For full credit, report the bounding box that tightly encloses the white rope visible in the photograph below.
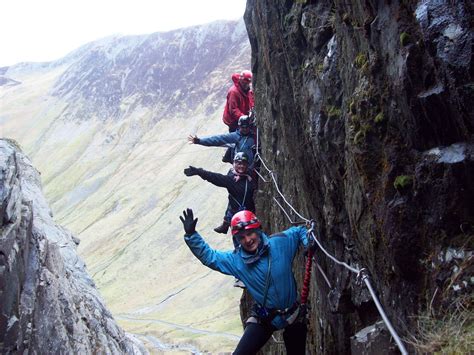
[269,171,310,223]
[254,168,269,183]
[360,271,409,355]
[314,260,332,289]
[273,197,295,224]
[255,152,272,174]
[254,152,309,222]
[310,231,360,274]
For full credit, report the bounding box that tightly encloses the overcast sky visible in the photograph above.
[0,0,247,67]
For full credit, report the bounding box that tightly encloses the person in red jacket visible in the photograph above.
[223,70,254,132]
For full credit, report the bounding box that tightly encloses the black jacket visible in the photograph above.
[195,168,256,213]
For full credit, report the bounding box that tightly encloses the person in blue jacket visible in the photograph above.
[180,209,309,354]
[188,115,256,170]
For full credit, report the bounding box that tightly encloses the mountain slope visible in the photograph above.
[1,20,251,352]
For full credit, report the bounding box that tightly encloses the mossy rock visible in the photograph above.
[316,63,324,74]
[353,130,366,144]
[400,32,411,47]
[328,105,342,119]
[349,100,357,114]
[393,175,413,190]
[374,112,384,123]
[355,53,368,69]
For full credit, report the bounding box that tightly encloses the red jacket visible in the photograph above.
[222,73,254,131]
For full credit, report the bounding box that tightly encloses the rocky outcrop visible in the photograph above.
[0,139,145,354]
[244,0,473,353]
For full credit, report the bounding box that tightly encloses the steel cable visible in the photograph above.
[254,142,408,354]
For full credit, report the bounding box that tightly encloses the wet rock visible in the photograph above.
[244,0,472,353]
[351,321,398,355]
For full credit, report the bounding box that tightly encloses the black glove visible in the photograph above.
[184,166,199,176]
[180,208,198,235]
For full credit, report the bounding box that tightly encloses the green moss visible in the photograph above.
[400,32,411,46]
[355,53,367,69]
[349,100,357,114]
[374,112,385,123]
[316,63,324,74]
[353,130,365,144]
[393,175,413,190]
[353,123,371,144]
[350,114,360,124]
[328,105,342,119]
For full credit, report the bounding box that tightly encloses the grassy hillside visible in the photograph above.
[0,23,250,352]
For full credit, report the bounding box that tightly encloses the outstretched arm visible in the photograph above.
[197,132,240,147]
[180,209,236,275]
[183,167,230,188]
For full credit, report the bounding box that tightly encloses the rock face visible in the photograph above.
[244,1,472,353]
[0,139,144,354]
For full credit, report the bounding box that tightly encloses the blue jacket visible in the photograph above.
[197,130,255,168]
[184,226,308,328]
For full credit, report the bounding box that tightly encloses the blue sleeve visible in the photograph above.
[198,132,239,147]
[184,232,237,276]
[283,226,308,256]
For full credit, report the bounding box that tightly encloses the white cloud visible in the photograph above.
[0,0,247,66]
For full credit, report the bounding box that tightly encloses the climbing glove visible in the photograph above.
[184,166,199,176]
[180,208,198,235]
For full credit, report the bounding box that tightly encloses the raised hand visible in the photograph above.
[180,208,198,235]
[187,134,199,144]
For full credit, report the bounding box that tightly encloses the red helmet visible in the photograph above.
[231,210,261,236]
[240,70,252,82]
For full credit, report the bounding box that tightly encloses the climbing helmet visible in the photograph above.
[231,210,261,236]
[233,152,249,163]
[240,70,252,82]
[238,115,252,128]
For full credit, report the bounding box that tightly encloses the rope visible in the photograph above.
[310,231,360,274]
[273,197,295,224]
[359,270,409,355]
[314,260,332,289]
[254,141,408,354]
[301,249,314,305]
[254,168,269,183]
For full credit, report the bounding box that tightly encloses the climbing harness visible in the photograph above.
[253,127,409,355]
[229,179,248,212]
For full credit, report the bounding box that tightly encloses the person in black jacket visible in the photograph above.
[183,152,256,237]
